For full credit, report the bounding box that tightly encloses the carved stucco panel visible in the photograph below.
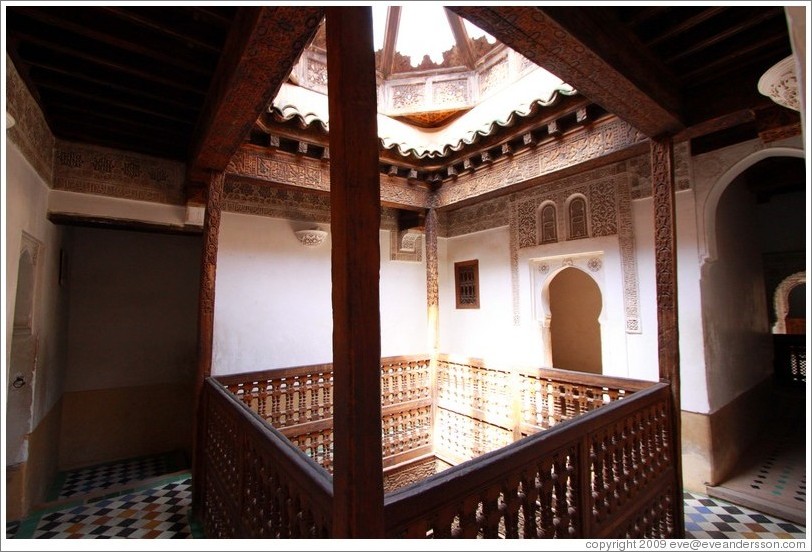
[52,141,186,205]
[6,54,55,184]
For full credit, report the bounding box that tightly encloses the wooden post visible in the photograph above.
[650,137,685,537]
[326,7,385,538]
[192,171,224,516]
[425,207,441,451]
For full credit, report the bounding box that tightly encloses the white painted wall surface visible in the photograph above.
[5,143,69,456]
[212,212,428,376]
[64,227,201,391]
[439,227,520,365]
[700,179,773,412]
[632,191,708,413]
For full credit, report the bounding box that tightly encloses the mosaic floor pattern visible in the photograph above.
[49,450,186,500]
[11,474,196,539]
[5,453,806,540]
[684,491,806,539]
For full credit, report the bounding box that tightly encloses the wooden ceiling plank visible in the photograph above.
[101,7,223,54]
[11,8,217,76]
[680,35,789,83]
[51,115,187,144]
[50,103,192,136]
[37,82,194,125]
[14,32,206,94]
[27,62,203,112]
[646,7,727,47]
[663,9,781,64]
[450,6,684,137]
[188,7,324,175]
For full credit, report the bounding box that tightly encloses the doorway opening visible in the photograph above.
[548,267,603,374]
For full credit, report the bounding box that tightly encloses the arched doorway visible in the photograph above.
[548,267,602,374]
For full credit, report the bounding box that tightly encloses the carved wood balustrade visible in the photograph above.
[199,354,682,538]
[198,378,332,537]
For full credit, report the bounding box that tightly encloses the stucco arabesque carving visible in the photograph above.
[6,54,55,184]
[53,141,186,205]
[436,117,646,208]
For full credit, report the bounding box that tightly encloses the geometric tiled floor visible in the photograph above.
[684,491,806,539]
[48,450,186,501]
[10,474,198,539]
[5,453,806,539]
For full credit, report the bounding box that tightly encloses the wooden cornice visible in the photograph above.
[188,7,323,180]
[449,6,685,138]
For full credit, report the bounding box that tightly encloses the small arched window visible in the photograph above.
[540,204,557,244]
[568,196,588,239]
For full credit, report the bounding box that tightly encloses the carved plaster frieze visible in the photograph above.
[6,55,55,184]
[389,229,423,262]
[227,147,430,209]
[222,179,331,223]
[436,117,646,208]
[52,141,186,205]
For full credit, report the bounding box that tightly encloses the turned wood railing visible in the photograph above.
[198,379,332,537]
[199,355,682,538]
[385,382,677,538]
[217,356,433,473]
[433,354,649,465]
[774,334,806,384]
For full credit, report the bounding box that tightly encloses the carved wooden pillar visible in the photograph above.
[192,170,224,514]
[425,206,441,451]
[650,137,685,538]
[326,6,385,538]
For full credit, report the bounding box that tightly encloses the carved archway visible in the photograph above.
[702,147,804,264]
[773,271,806,334]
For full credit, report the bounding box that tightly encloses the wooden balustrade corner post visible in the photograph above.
[510,368,523,442]
[192,171,224,519]
[326,6,385,538]
[577,434,592,537]
[651,136,685,538]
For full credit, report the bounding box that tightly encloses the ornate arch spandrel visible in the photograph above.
[773,271,806,334]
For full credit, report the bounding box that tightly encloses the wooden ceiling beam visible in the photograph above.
[14,32,206,94]
[645,7,727,47]
[27,62,202,112]
[11,8,217,75]
[663,9,781,65]
[188,7,323,177]
[101,7,223,54]
[379,6,402,78]
[37,82,193,124]
[445,11,477,70]
[450,6,685,137]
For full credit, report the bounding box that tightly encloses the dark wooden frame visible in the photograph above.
[454,259,480,309]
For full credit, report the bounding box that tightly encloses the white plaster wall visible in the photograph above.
[439,227,521,365]
[700,179,773,412]
[5,142,69,449]
[212,212,427,376]
[632,191,708,413]
[64,227,201,391]
[692,140,806,412]
[48,189,191,229]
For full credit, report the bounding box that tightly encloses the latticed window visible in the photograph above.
[454,260,480,309]
[568,197,588,239]
[540,203,557,244]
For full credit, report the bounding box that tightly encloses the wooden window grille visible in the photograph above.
[455,260,480,309]
[540,204,557,244]
[569,197,588,239]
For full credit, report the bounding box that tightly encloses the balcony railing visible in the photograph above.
[197,354,682,538]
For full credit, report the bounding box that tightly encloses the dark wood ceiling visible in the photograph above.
[6,6,800,186]
[6,6,238,160]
